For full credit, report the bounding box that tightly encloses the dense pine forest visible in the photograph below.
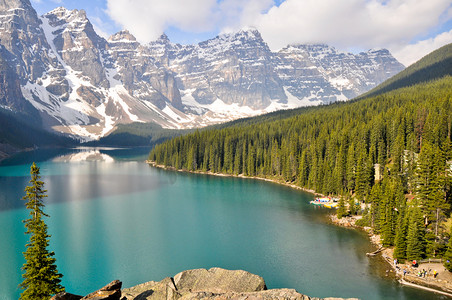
[149,49,452,264]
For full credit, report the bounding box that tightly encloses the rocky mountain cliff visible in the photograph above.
[0,0,404,141]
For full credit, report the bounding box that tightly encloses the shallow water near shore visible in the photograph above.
[0,148,448,299]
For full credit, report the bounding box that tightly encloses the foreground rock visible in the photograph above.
[51,280,122,300]
[120,268,358,300]
[51,268,357,300]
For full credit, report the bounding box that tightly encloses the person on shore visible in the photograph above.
[433,270,438,278]
[403,269,407,277]
[394,259,397,266]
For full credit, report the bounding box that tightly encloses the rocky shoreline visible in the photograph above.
[51,268,358,300]
[329,214,452,298]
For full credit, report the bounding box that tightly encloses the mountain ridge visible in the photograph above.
[359,42,452,99]
[0,0,404,142]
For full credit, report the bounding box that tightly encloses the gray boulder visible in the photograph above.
[173,267,266,293]
[82,280,122,300]
[50,293,83,300]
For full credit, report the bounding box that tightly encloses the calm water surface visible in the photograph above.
[0,148,447,299]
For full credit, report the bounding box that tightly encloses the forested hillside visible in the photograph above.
[0,109,75,159]
[149,76,452,262]
[360,43,452,99]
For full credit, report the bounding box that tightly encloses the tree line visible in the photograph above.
[149,76,452,263]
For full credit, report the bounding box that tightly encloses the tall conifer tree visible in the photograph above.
[406,205,425,261]
[19,163,64,299]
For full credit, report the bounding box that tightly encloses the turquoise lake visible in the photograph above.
[0,148,447,299]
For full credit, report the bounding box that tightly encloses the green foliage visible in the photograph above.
[19,163,64,299]
[360,43,452,99]
[0,109,75,151]
[444,227,452,271]
[150,76,452,261]
[393,203,408,261]
[337,195,347,219]
[406,204,426,261]
[355,208,371,227]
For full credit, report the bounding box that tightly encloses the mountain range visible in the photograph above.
[0,0,404,142]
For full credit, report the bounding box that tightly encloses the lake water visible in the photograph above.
[0,148,447,300]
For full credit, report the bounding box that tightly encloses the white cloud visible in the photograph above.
[106,0,218,43]
[106,0,276,43]
[391,29,452,66]
[218,0,273,33]
[251,0,452,51]
[105,0,451,65]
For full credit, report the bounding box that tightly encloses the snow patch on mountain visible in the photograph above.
[0,1,405,140]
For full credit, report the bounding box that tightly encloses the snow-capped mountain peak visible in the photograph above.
[0,0,405,141]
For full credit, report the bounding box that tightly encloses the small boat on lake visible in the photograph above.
[310,197,338,208]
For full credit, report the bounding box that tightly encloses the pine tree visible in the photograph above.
[393,203,408,261]
[348,196,357,215]
[337,194,347,219]
[369,182,382,230]
[406,205,425,262]
[19,163,64,299]
[444,226,452,272]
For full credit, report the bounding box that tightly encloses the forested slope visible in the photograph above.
[360,43,452,99]
[0,109,75,159]
[149,76,452,262]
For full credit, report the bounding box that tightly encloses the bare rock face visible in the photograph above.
[149,29,287,110]
[107,30,183,111]
[0,47,34,113]
[43,7,109,88]
[274,44,405,103]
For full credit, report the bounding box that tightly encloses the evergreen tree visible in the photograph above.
[337,194,347,219]
[348,196,357,215]
[406,205,425,261]
[369,182,382,230]
[19,163,64,299]
[393,203,408,261]
[444,227,452,272]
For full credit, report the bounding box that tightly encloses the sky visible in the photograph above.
[30,0,452,66]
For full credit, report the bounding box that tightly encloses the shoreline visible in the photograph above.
[146,160,326,197]
[147,160,452,298]
[329,215,452,298]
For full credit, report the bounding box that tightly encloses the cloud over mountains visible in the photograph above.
[106,0,452,66]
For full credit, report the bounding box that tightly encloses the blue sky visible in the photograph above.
[31,0,452,66]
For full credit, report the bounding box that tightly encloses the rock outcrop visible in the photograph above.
[50,268,359,300]
[51,279,122,300]
[120,268,358,300]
